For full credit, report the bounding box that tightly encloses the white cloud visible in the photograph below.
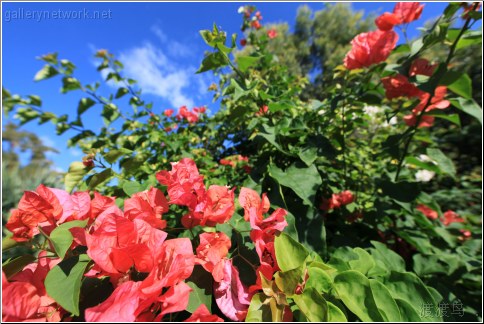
[118,42,195,108]
[40,135,58,158]
[69,148,83,157]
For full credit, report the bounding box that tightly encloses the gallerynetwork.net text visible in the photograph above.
[4,8,113,22]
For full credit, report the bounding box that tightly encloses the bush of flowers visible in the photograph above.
[2,2,482,322]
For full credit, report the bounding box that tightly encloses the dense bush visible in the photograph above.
[2,2,482,322]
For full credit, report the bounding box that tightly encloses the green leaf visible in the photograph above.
[348,248,375,276]
[77,98,96,115]
[65,162,89,193]
[292,287,328,322]
[236,55,261,72]
[379,179,421,202]
[440,71,472,99]
[369,241,406,272]
[45,254,91,316]
[115,87,129,99]
[88,168,114,189]
[2,255,36,278]
[426,111,461,127]
[50,220,88,259]
[274,267,302,297]
[426,148,456,178]
[333,270,384,321]
[394,298,422,321]
[382,271,442,322]
[186,266,212,313]
[2,237,19,251]
[450,98,482,124]
[122,181,143,196]
[34,64,59,81]
[327,301,347,322]
[306,266,333,293]
[103,148,132,164]
[246,293,272,321]
[274,232,309,272]
[196,52,227,73]
[269,163,322,206]
[101,104,120,126]
[369,279,402,322]
[61,77,81,93]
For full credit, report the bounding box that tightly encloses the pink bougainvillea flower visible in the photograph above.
[178,106,200,123]
[381,74,422,99]
[2,280,41,322]
[86,214,166,275]
[196,232,231,282]
[393,2,424,24]
[156,158,205,208]
[124,187,169,229]
[85,281,144,322]
[214,260,252,321]
[442,210,465,226]
[338,190,355,206]
[409,58,437,77]
[5,210,37,242]
[157,281,192,316]
[267,29,277,39]
[164,109,174,117]
[319,191,355,211]
[90,192,116,219]
[251,20,262,30]
[239,187,270,223]
[140,238,195,297]
[344,30,398,70]
[220,158,236,168]
[416,204,438,220]
[200,185,236,226]
[375,12,402,31]
[184,304,224,322]
[414,86,450,113]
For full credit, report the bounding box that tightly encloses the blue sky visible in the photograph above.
[2,1,453,172]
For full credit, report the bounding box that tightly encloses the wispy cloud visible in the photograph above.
[69,148,83,157]
[40,135,58,158]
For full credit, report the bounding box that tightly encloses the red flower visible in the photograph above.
[85,281,143,322]
[344,30,398,70]
[409,58,437,77]
[178,106,199,123]
[251,20,262,30]
[393,2,424,24]
[214,260,251,321]
[256,105,269,116]
[416,204,438,220]
[462,2,482,19]
[156,158,205,208]
[375,12,402,31]
[195,232,231,282]
[442,210,465,226]
[184,304,224,322]
[2,280,42,321]
[239,187,270,223]
[164,109,174,117]
[267,29,277,39]
[319,191,354,211]
[381,74,422,99]
[403,114,435,128]
[240,39,247,46]
[140,238,195,297]
[157,282,192,317]
[124,187,169,229]
[220,158,236,168]
[90,191,116,219]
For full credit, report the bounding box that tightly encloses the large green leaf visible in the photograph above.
[88,168,114,189]
[306,266,333,293]
[440,71,472,99]
[450,98,482,124]
[333,270,384,321]
[196,52,227,73]
[327,301,347,322]
[369,279,402,322]
[185,266,212,313]
[34,64,59,81]
[274,232,309,272]
[382,271,442,322]
[426,148,456,178]
[236,55,261,72]
[2,255,36,278]
[348,248,375,276]
[292,287,328,322]
[45,254,91,316]
[65,162,89,193]
[269,163,322,206]
[369,241,406,272]
[50,220,88,259]
[103,148,133,164]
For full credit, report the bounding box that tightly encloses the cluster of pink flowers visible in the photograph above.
[319,190,355,211]
[175,106,206,124]
[344,2,424,70]
[382,58,450,128]
[219,155,251,173]
[2,158,291,322]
